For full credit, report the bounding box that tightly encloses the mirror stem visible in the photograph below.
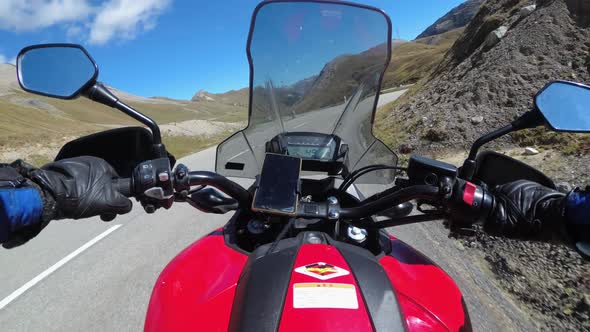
[83,83,166,158]
[460,124,514,180]
[467,124,514,161]
[460,110,545,180]
[511,110,545,131]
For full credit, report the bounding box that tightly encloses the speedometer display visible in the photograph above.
[284,133,338,161]
[287,146,332,159]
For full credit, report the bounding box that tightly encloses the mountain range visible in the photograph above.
[416,0,485,39]
[0,0,483,163]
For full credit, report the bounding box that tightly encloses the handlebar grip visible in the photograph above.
[448,179,494,223]
[113,178,133,197]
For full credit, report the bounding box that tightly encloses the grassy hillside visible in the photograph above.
[382,28,464,90]
[0,64,247,163]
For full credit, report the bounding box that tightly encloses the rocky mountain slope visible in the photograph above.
[383,28,465,89]
[377,1,590,330]
[188,0,484,102]
[378,0,590,156]
[383,0,487,90]
[191,88,249,107]
[416,0,486,38]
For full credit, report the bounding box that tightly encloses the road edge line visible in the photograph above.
[0,224,122,310]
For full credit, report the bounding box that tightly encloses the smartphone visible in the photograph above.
[252,153,302,216]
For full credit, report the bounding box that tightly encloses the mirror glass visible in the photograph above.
[18,45,97,98]
[535,81,590,132]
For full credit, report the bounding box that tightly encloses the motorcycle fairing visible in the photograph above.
[144,229,248,332]
[380,235,472,332]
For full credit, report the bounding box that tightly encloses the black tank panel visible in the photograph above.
[229,232,407,332]
[331,239,407,332]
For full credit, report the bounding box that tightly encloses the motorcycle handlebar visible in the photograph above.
[185,171,251,207]
[111,169,252,208]
[447,178,495,224]
[339,185,440,219]
[340,178,495,224]
[112,178,133,198]
[111,162,492,224]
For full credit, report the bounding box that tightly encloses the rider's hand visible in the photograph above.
[564,187,590,258]
[0,164,48,248]
[485,180,566,238]
[13,156,132,221]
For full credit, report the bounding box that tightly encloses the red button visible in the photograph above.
[463,182,477,206]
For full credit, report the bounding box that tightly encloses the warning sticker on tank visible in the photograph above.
[293,283,358,309]
[294,262,350,280]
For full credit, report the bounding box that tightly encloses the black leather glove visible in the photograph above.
[0,164,51,248]
[13,156,132,221]
[485,180,566,238]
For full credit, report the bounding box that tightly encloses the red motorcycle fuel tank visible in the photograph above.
[144,229,247,332]
[145,231,471,331]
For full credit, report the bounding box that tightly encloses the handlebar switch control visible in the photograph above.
[173,164,190,194]
[408,156,457,186]
[297,201,330,219]
[132,158,174,212]
[449,179,494,224]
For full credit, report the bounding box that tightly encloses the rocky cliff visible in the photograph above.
[379,0,590,154]
[416,0,486,38]
[377,1,590,330]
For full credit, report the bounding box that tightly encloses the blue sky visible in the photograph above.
[0,0,464,100]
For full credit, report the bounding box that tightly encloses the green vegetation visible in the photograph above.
[374,82,426,150]
[162,131,234,159]
[374,29,465,153]
[382,28,463,90]
[511,128,590,156]
[0,87,246,146]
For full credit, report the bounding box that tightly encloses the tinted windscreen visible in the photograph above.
[216,1,397,184]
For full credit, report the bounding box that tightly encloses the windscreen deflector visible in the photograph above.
[216,1,397,184]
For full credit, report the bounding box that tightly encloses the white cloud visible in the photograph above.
[89,0,171,45]
[0,0,171,45]
[0,54,16,65]
[0,54,15,65]
[0,0,93,31]
[66,24,83,39]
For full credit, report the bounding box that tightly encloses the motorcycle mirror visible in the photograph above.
[535,80,590,133]
[17,44,97,99]
[16,43,167,158]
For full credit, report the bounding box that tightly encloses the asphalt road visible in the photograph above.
[0,91,535,331]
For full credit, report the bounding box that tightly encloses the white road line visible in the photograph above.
[0,224,122,310]
[228,150,249,161]
[293,121,308,129]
